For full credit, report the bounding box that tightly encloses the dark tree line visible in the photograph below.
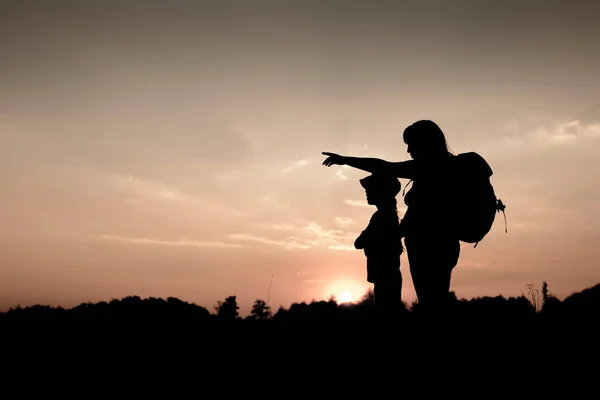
[1,281,598,327]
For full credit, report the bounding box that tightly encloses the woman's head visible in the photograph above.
[359,174,401,207]
[403,120,452,160]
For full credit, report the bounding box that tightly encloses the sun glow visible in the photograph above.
[323,277,369,304]
[324,279,369,304]
[340,291,353,303]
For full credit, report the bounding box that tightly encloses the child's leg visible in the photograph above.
[374,270,403,319]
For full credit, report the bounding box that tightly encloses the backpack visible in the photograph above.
[400,152,507,247]
[452,152,506,247]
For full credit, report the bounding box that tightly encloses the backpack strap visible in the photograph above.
[402,179,413,197]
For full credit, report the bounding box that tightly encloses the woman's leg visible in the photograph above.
[405,237,460,315]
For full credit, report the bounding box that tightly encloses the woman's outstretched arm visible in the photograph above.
[322,152,416,179]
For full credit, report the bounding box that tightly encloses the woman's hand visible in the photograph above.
[322,152,346,167]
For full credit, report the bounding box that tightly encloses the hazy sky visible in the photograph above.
[1,0,599,315]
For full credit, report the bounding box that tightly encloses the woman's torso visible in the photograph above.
[401,156,458,240]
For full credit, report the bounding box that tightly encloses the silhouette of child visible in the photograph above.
[354,173,404,317]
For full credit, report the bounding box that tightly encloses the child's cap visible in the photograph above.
[359,173,401,196]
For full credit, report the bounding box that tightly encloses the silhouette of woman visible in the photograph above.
[323,120,460,316]
[354,173,404,319]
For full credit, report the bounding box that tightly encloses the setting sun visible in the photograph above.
[323,276,369,303]
[340,291,353,303]
[324,280,368,305]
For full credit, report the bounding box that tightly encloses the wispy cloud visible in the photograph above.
[342,199,406,214]
[230,221,358,251]
[271,223,297,231]
[106,174,199,203]
[327,244,356,251]
[504,119,600,147]
[343,199,370,207]
[300,221,356,246]
[335,169,347,180]
[228,233,310,249]
[105,173,250,220]
[334,216,354,227]
[281,159,311,173]
[99,234,243,248]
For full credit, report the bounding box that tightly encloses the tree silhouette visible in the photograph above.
[215,296,239,319]
[359,288,375,306]
[249,299,272,320]
[540,282,561,315]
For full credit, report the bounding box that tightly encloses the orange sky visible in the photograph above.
[1,1,600,315]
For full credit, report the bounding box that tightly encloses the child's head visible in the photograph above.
[359,173,401,206]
